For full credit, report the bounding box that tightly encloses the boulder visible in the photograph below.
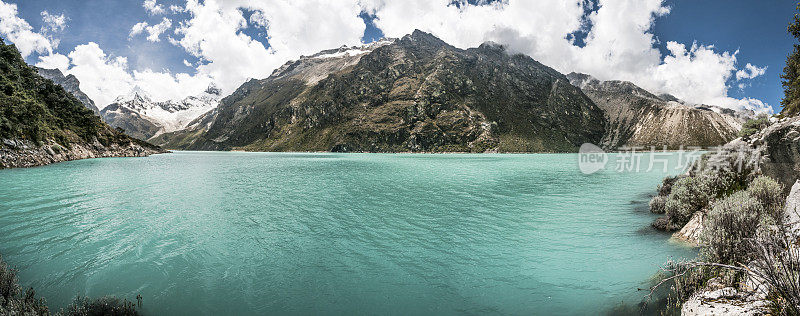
[682,287,769,316]
[673,211,705,245]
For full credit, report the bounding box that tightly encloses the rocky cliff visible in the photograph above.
[36,67,100,115]
[567,72,745,150]
[154,31,605,153]
[0,38,164,169]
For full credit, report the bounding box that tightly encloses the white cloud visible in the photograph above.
[6,0,773,114]
[0,0,54,57]
[60,42,213,107]
[183,59,192,67]
[130,22,148,37]
[172,0,365,95]
[35,52,69,72]
[129,18,172,42]
[363,0,770,111]
[736,63,767,81]
[143,0,165,15]
[145,18,171,42]
[40,11,67,32]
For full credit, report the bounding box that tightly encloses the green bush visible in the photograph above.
[746,176,785,223]
[649,195,668,214]
[701,191,764,264]
[0,255,49,315]
[737,114,770,138]
[663,174,720,229]
[60,296,139,316]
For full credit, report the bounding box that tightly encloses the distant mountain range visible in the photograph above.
[100,85,221,141]
[30,31,751,154]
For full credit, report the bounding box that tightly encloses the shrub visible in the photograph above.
[649,195,668,214]
[746,176,785,222]
[738,114,770,138]
[60,296,139,316]
[0,255,48,315]
[663,175,717,229]
[658,176,681,197]
[0,255,20,303]
[701,191,764,264]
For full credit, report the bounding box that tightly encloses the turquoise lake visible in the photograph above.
[0,151,696,315]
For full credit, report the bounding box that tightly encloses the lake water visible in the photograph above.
[0,151,696,315]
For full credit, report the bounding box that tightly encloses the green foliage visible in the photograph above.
[701,191,764,264]
[746,175,785,223]
[0,37,113,146]
[782,3,800,116]
[661,172,736,230]
[0,255,49,316]
[737,114,770,138]
[60,296,139,316]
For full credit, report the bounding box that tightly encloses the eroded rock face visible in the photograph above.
[566,72,744,150]
[757,119,800,193]
[36,67,100,115]
[155,31,605,153]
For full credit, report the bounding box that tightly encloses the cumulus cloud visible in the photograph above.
[40,11,67,32]
[736,63,768,81]
[60,42,213,107]
[363,0,770,111]
[171,0,365,95]
[4,0,773,113]
[129,18,172,42]
[0,0,54,57]
[35,52,69,72]
[129,22,147,37]
[145,18,171,42]
[143,0,165,15]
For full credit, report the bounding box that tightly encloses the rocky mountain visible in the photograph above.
[101,85,221,141]
[153,31,605,153]
[567,72,747,149]
[0,38,164,169]
[35,67,100,115]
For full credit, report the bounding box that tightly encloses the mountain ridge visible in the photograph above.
[154,30,606,153]
[566,72,747,149]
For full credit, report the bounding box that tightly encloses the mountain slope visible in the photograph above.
[567,72,744,149]
[0,38,164,168]
[101,86,221,141]
[154,31,605,153]
[36,67,100,114]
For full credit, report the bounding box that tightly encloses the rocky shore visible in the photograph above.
[0,138,166,169]
[648,116,800,314]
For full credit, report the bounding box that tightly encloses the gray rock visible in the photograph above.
[681,287,769,316]
[672,211,705,245]
[785,181,800,235]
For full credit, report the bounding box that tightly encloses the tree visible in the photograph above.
[781,3,800,116]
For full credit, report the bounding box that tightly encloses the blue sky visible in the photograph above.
[0,0,796,113]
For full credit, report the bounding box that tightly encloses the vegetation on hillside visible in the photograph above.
[0,38,123,147]
[781,2,800,116]
[738,114,771,138]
